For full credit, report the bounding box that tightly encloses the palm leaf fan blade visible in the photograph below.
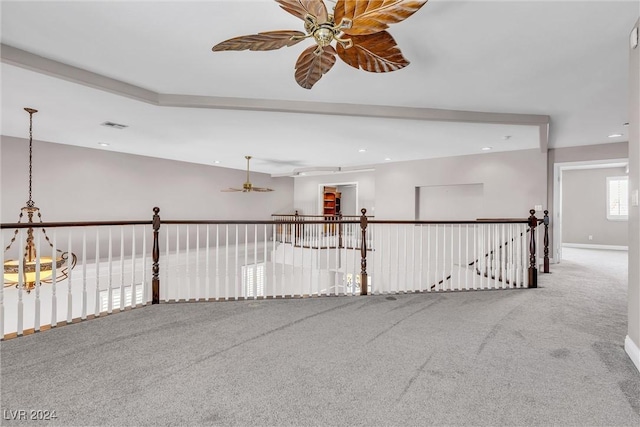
[275,0,328,22]
[337,31,409,72]
[294,45,337,89]
[212,30,306,51]
[334,0,428,36]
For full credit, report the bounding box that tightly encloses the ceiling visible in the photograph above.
[1,0,637,175]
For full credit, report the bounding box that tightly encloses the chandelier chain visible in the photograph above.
[27,110,34,208]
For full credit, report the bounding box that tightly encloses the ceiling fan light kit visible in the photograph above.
[212,0,429,89]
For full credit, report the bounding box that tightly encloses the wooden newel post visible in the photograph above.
[152,207,160,304]
[528,209,538,288]
[360,208,368,296]
[543,209,550,274]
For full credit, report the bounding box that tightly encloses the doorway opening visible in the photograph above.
[318,183,358,216]
[553,158,628,263]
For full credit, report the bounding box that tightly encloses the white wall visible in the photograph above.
[1,136,294,222]
[375,149,547,220]
[626,18,640,370]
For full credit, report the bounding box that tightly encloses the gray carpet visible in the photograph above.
[1,248,639,426]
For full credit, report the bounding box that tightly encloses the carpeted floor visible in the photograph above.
[1,248,638,426]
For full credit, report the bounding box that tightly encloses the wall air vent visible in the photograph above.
[101,121,128,130]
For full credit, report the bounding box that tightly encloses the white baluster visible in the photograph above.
[82,229,87,318]
[394,224,400,293]
[450,224,454,291]
[108,228,113,314]
[434,225,439,292]
[186,224,190,301]
[465,224,469,291]
[17,230,24,336]
[119,226,124,311]
[130,226,136,308]
[495,224,500,289]
[235,225,239,300]
[216,225,220,300]
[271,224,277,299]
[254,224,258,299]
[176,225,181,302]
[244,224,249,299]
[501,224,506,289]
[34,230,41,331]
[196,224,200,301]
[419,224,425,292]
[67,232,73,323]
[225,225,230,300]
[426,225,431,292]
[51,231,57,326]
[141,225,147,305]
[472,224,477,290]
[283,223,288,297]
[94,228,100,316]
[263,225,268,298]
[166,226,175,302]
[458,224,462,291]
[205,225,210,301]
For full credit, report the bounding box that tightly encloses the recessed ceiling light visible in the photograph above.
[98,142,110,147]
[481,147,492,151]
[384,157,392,161]
[503,135,512,140]
[214,160,220,164]
[358,149,367,153]
[608,133,623,138]
[623,123,629,126]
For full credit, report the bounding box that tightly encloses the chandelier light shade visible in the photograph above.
[2,108,76,293]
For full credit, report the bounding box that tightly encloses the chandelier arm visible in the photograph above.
[3,212,25,252]
[36,212,56,250]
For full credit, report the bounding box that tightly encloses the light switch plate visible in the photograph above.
[632,189,639,207]
[631,27,639,49]
[534,204,542,211]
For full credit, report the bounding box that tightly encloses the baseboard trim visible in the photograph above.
[625,336,640,373]
[562,243,629,251]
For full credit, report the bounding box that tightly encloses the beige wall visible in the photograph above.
[1,136,294,222]
[375,149,547,220]
[562,167,628,246]
[627,18,640,368]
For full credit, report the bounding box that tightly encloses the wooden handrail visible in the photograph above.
[1,220,152,229]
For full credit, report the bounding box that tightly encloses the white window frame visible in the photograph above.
[99,284,144,312]
[243,263,265,298]
[606,176,629,221]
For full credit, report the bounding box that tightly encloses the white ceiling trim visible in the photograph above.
[1,43,550,152]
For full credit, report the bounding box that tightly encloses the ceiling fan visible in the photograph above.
[222,156,274,193]
[212,0,429,89]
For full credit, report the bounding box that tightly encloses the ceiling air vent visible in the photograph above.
[101,121,128,130]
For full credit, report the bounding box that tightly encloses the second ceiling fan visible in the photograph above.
[221,156,274,193]
[212,0,429,89]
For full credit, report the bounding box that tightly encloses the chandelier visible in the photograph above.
[3,108,76,293]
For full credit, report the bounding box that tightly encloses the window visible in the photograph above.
[100,284,144,312]
[607,176,628,220]
[243,263,265,298]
